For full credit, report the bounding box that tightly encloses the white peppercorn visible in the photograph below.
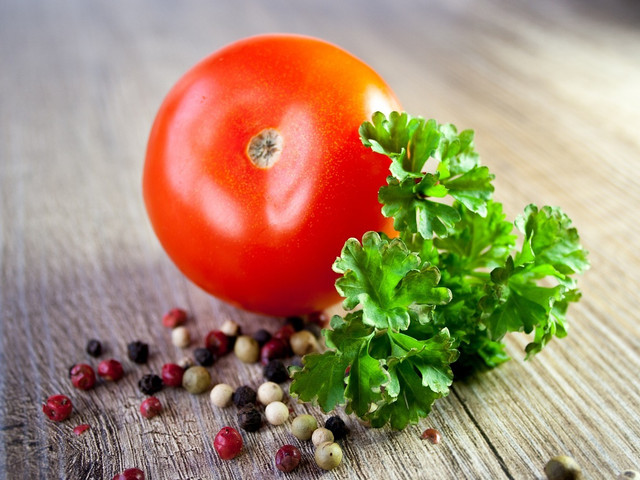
[171,326,191,348]
[311,427,334,446]
[234,335,260,363]
[265,401,289,426]
[220,319,240,337]
[210,383,234,408]
[257,381,284,405]
[290,330,320,356]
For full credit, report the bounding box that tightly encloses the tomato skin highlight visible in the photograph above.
[143,34,400,316]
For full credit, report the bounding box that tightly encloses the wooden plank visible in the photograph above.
[1,0,639,478]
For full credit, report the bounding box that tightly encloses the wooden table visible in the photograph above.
[2,0,639,478]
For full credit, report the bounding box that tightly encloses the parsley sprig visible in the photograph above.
[290,111,589,429]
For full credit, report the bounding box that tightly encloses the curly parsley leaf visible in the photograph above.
[333,232,451,330]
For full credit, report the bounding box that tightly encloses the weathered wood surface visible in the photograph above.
[1,0,639,478]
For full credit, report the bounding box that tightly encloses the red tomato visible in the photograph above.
[143,34,400,316]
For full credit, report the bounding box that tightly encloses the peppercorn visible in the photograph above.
[182,366,211,394]
[544,455,583,480]
[275,445,301,473]
[290,330,320,356]
[97,359,124,381]
[171,326,191,348]
[312,427,334,446]
[252,329,271,346]
[263,359,289,383]
[86,339,102,357]
[234,335,260,363]
[285,316,305,331]
[127,341,149,364]
[194,347,215,366]
[69,363,96,390]
[73,424,91,435]
[237,404,262,432]
[290,414,317,440]
[265,401,289,426]
[42,394,73,422]
[220,319,241,337]
[260,338,290,365]
[205,330,230,357]
[325,416,348,440]
[162,307,187,328]
[138,374,163,395]
[210,383,234,408]
[232,385,257,408]
[140,397,163,419]
[112,468,145,480]
[257,381,283,405]
[315,442,343,470]
[161,363,184,387]
[618,472,640,480]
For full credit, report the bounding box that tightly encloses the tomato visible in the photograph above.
[143,34,400,316]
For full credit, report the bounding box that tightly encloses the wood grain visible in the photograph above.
[1,0,639,479]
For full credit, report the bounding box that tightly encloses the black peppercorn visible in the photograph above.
[86,339,102,357]
[325,416,349,440]
[127,341,149,364]
[138,374,163,395]
[252,329,272,347]
[237,404,262,432]
[263,359,289,383]
[232,385,257,408]
[285,316,305,331]
[194,347,215,366]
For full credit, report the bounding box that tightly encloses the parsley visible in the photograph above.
[290,111,589,429]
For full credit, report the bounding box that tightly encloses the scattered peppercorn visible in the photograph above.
[290,330,320,356]
[86,339,102,357]
[127,341,149,364]
[273,324,296,345]
[69,363,96,390]
[421,428,441,444]
[275,444,301,473]
[73,424,91,435]
[260,339,289,365]
[205,330,230,357]
[232,385,257,408]
[97,359,124,381]
[162,308,187,328]
[214,426,243,460]
[290,414,317,440]
[177,356,194,369]
[252,329,271,346]
[263,359,289,383]
[161,363,184,388]
[210,383,234,408]
[257,381,283,405]
[312,427,334,446]
[285,316,305,331]
[138,374,163,395]
[237,404,262,432]
[234,335,260,363]
[182,366,211,394]
[194,347,215,367]
[112,468,145,480]
[171,326,191,348]
[325,416,348,441]
[618,472,640,480]
[265,401,289,426]
[315,442,343,470]
[140,396,163,419]
[42,394,73,422]
[544,455,583,480]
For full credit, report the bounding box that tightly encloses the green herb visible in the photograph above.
[290,111,589,429]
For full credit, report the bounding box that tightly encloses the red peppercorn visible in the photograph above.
[69,364,96,390]
[161,363,184,387]
[273,324,296,344]
[42,394,73,422]
[112,468,145,480]
[214,426,243,460]
[73,424,91,435]
[162,308,187,328]
[275,444,301,472]
[205,330,230,356]
[260,338,290,365]
[97,359,124,381]
[140,397,163,419]
[421,428,441,444]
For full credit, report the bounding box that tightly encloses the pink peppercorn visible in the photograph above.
[42,394,73,422]
[161,363,184,387]
[421,428,441,444]
[260,338,290,365]
[205,330,230,356]
[69,364,96,390]
[112,468,145,480]
[140,397,163,419]
[73,424,91,435]
[162,308,187,328]
[97,359,124,381]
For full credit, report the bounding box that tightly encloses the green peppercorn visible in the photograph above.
[315,442,343,470]
[182,366,211,394]
[544,455,583,480]
[290,414,317,440]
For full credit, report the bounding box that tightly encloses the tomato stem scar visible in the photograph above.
[247,128,283,168]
